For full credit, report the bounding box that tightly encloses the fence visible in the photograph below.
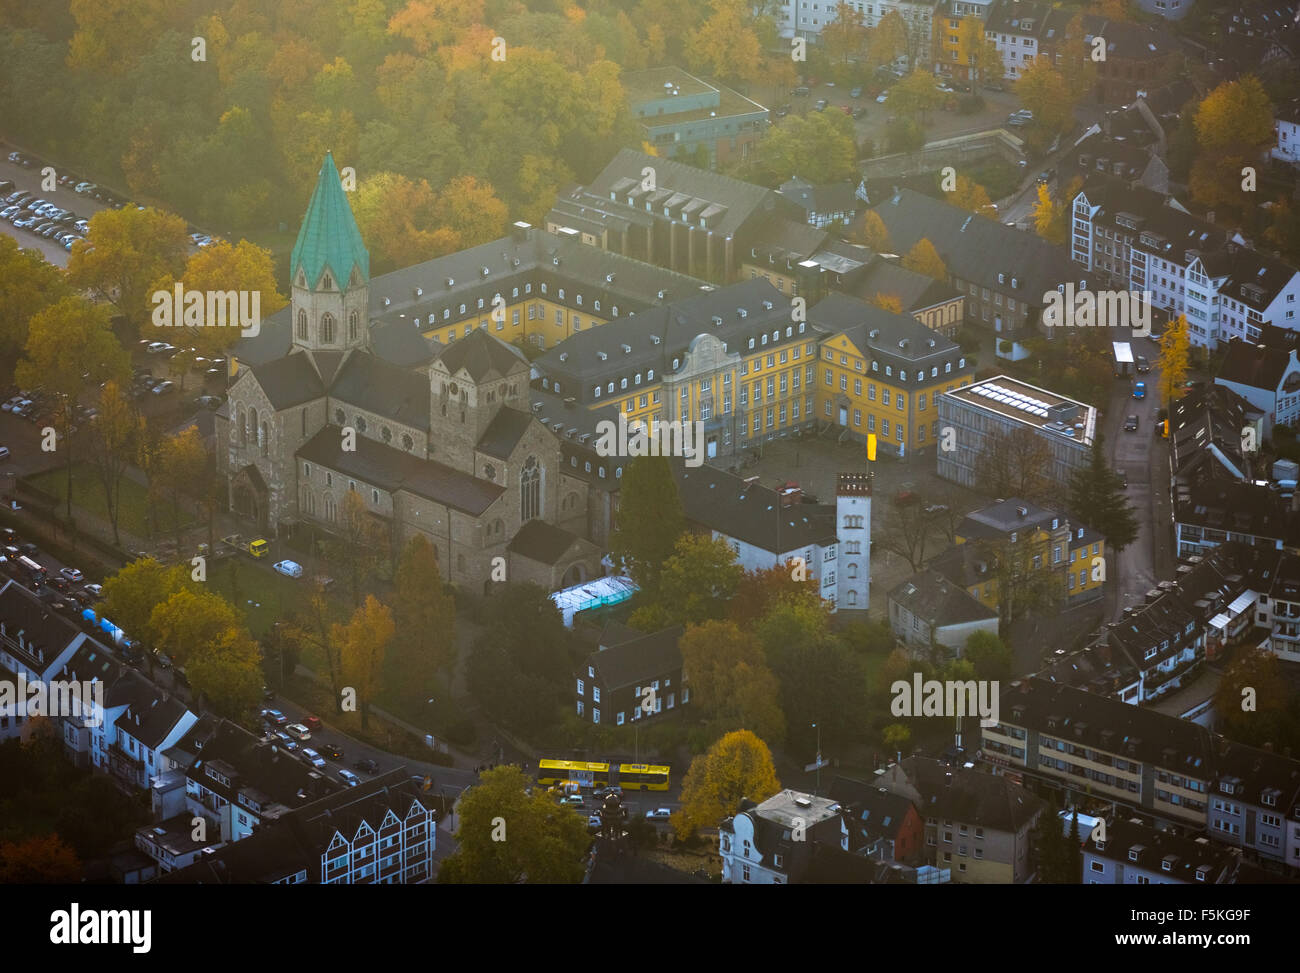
[861,129,1026,180]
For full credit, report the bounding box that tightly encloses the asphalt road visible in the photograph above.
[1109,333,1164,611]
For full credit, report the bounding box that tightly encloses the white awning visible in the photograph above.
[1112,341,1134,363]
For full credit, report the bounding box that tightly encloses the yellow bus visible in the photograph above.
[615,763,670,791]
[536,759,610,790]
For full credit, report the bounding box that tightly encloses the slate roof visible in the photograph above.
[536,278,810,403]
[872,189,1081,306]
[1085,816,1240,881]
[746,212,829,263]
[247,352,326,410]
[1170,383,1253,487]
[809,291,964,372]
[778,177,859,216]
[888,569,999,627]
[290,152,369,289]
[435,327,529,383]
[477,406,534,460]
[880,757,1046,834]
[1075,177,1228,262]
[847,257,961,313]
[369,320,440,366]
[1175,478,1291,543]
[588,148,778,239]
[507,519,580,565]
[1217,338,1297,392]
[0,579,86,674]
[329,352,432,432]
[586,626,684,691]
[297,426,505,516]
[672,460,838,553]
[829,776,918,844]
[1200,244,1300,313]
[1000,678,1215,773]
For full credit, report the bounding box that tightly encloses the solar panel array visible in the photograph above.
[970,382,1052,419]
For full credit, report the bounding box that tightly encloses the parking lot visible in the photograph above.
[0,145,215,265]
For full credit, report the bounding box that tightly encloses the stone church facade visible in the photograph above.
[217,153,602,591]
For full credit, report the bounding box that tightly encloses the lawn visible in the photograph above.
[205,556,319,637]
[28,463,197,540]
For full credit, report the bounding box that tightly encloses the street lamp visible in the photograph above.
[812,722,821,796]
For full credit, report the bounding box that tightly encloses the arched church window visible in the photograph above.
[297,310,308,340]
[381,426,392,444]
[356,416,367,434]
[349,310,359,341]
[321,313,335,343]
[335,408,345,425]
[520,456,541,523]
[402,434,413,451]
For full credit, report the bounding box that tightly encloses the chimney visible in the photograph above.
[778,482,802,507]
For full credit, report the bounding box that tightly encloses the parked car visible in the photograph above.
[338,769,361,787]
[354,757,380,774]
[82,583,103,598]
[850,86,863,98]
[814,98,828,111]
[285,722,311,741]
[792,85,810,97]
[0,447,9,461]
[262,708,287,726]
[1133,381,1146,400]
[301,748,326,769]
[646,807,673,820]
[273,559,303,578]
[1135,355,1150,373]
[59,567,83,582]
[1124,414,1139,432]
[152,380,176,395]
[317,742,343,761]
[587,814,603,831]
[560,795,586,808]
[272,731,297,752]
[876,90,889,103]
[304,715,322,731]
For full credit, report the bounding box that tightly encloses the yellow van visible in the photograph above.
[248,538,269,558]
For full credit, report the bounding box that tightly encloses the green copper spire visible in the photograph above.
[290,151,369,290]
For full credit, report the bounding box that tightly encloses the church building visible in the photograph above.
[217,153,604,591]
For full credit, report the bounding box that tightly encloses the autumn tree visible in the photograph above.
[1015,58,1074,142]
[0,234,68,359]
[1190,76,1274,214]
[330,488,388,607]
[729,563,823,626]
[149,587,243,669]
[870,292,905,313]
[686,0,763,85]
[82,381,142,547]
[678,620,786,743]
[854,210,892,251]
[947,173,996,216]
[154,426,207,553]
[891,69,943,121]
[1156,313,1191,404]
[759,110,859,185]
[876,493,941,571]
[1057,15,1098,102]
[902,237,948,280]
[611,456,685,594]
[15,298,130,523]
[439,765,589,883]
[964,630,1014,682]
[391,534,457,706]
[868,10,908,70]
[1033,182,1066,244]
[756,599,863,749]
[0,833,81,883]
[973,426,1053,501]
[955,15,1002,85]
[187,626,263,718]
[823,1,868,65]
[101,559,193,649]
[285,584,347,711]
[631,533,744,628]
[66,206,190,333]
[335,595,394,729]
[674,729,781,839]
[148,239,288,364]
[1215,645,1289,747]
